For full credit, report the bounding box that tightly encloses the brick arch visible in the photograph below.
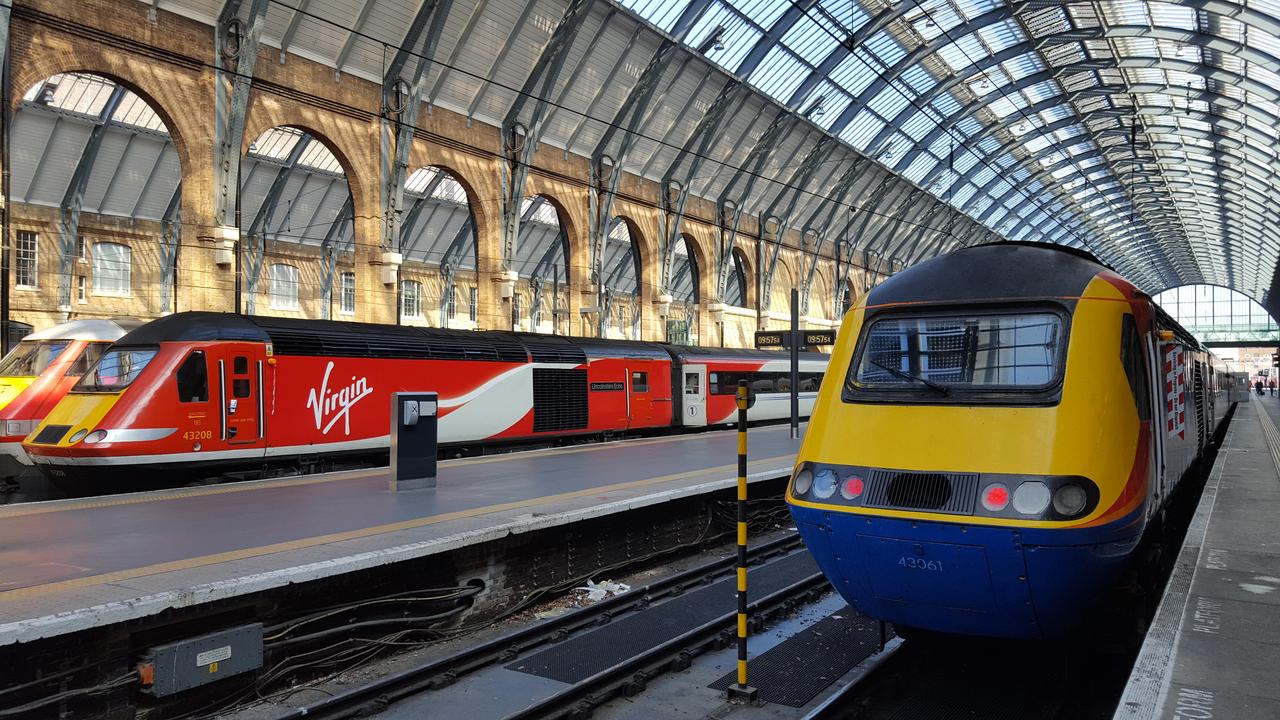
[406,164,485,269]
[241,120,368,223]
[525,192,577,286]
[606,213,647,293]
[676,231,712,305]
[8,66,198,206]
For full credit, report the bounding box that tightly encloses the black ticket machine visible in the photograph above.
[390,392,438,490]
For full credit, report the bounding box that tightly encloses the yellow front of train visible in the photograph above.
[787,242,1152,639]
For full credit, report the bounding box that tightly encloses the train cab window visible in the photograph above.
[1121,315,1150,421]
[0,340,70,377]
[64,342,107,376]
[233,356,248,374]
[632,371,648,393]
[175,351,208,403]
[846,309,1066,403]
[685,372,700,395]
[233,378,251,399]
[75,347,157,392]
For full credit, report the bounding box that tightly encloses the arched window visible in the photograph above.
[92,242,131,296]
[268,263,299,310]
[401,280,423,318]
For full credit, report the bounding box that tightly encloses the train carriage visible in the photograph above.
[0,318,142,481]
[23,313,827,490]
[786,242,1229,639]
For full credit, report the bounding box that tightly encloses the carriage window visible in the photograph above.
[233,356,248,374]
[685,372,700,395]
[632,371,648,393]
[1122,315,1150,421]
[175,351,208,403]
[233,378,251,398]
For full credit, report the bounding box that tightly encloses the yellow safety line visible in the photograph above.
[0,454,795,600]
[1255,402,1280,479]
[0,427,777,519]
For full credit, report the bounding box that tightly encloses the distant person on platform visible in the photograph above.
[1257,379,1265,396]
[1270,379,1276,396]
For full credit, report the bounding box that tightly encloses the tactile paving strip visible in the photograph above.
[708,608,883,707]
[506,551,818,684]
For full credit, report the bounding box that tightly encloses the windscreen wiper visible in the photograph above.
[869,359,951,396]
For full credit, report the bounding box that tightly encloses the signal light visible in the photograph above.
[1012,481,1051,515]
[840,475,865,500]
[83,430,108,445]
[981,483,1010,512]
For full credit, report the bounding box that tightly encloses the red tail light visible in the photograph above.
[841,475,864,500]
[981,483,1010,511]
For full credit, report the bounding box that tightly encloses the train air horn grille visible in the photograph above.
[863,470,978,515]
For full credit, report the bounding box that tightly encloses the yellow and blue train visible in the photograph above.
[787,242,1241,639]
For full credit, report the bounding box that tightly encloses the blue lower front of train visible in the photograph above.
[789,505,1144,639]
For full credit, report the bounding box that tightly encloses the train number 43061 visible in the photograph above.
[898,557,943,572]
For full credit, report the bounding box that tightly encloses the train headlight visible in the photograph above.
[1012,481,1051,515]
[981,483,1010,512]
[812,468,838,499]
[1052,483,1088,516]
[792,468,813,496]
[68,429,88,444]
[82,430,108,445]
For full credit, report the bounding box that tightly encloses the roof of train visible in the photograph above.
[866,242,1112,309]
[25,318,146,341]
[112,313,828,363]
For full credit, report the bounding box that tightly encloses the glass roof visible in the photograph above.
[619,0,1280,299]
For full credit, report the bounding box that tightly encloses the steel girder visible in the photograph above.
[382,0,454,255]
[214,0,270,229]
[242,135,311,314]
[657,79,753,301]
[320,196,353,320]
[160,185,182,313]
[589,0,711,335]
[57,85,126,311]
[499,0,593,277]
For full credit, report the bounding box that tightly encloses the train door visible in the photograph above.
[1144,333,1167,510]
[218,351,264,447]
[682,364,707,427]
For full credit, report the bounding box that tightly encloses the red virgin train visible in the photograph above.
[0,318,142,484]
[23,312,827,490]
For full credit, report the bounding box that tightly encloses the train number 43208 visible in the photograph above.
[898,557,943,572]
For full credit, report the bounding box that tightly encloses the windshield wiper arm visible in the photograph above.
[869,360,951,396]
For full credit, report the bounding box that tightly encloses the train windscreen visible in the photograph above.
[846,310,1065,397]
[74,346,158,392]
[0,340,71,377]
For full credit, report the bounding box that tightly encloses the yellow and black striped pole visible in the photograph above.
[727,380,758,702]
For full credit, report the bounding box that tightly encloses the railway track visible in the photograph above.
[261,534,827,720]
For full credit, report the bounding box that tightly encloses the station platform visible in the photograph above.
[1117,398,1280,720]
[0,425,801,647]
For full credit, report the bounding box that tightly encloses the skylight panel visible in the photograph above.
[748,46,810,99]
[1001,53,1045,82]
[987,95,1020,118]
[977,19,1025,54]
[1149,2,1196,29]
[248,127,303,162]
[781,12,839,65]
[902,154,938,183]
[972,165,996,185]
[297,138,343,174]
[899,109,937,140]
[930,93,964,117]
[112,93,167,133]
[1024,134,1053,154]
[1248,27,1280,58]
[840,109,885,148]
[936,36,982,73]
[617,0,685,31]
[953,148,980,174]
[1113,36,1158,57]
[1251,64,1280,93]
[1021,80,1061,105]
[831,51,882,95]
[903,1,953,42]
[728,0,789,30]
[867,84,913,118]
[951,182,978,206]
[1101,0,1149,27]
[685,4,759,72]
[865,30,908,66]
